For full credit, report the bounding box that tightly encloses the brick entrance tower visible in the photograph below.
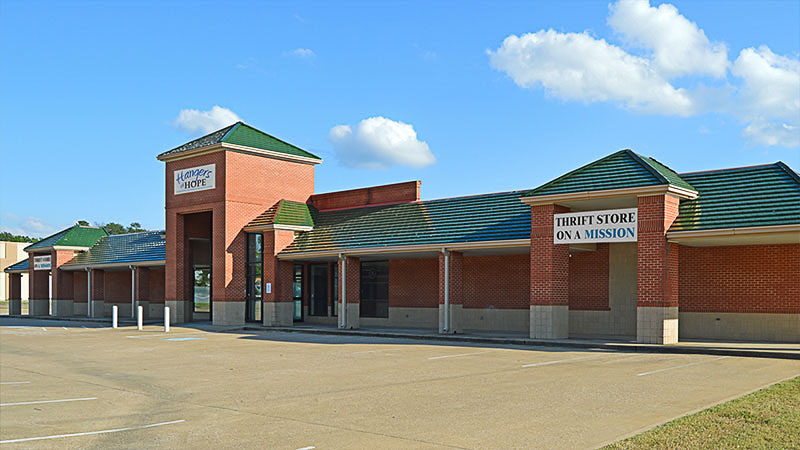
[158,122,321,325]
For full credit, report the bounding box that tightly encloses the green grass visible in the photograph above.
[606,376,800,449]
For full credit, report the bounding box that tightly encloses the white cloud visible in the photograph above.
[291,48,315,58]
[488,30,694,116]
[0,214,58,238]
[732,46,800,122]
[732,46,800,147]
[742,121,799,147]
[489,0,800,148]
[173,106,241,135]
[607,0,728,78]
[329,117,436,170]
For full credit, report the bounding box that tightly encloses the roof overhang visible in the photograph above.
[157,143,322,165]
[5,267,28,274]
[59,260,166,271]
[520,184,698,207]
[243,224,313,233]
[278,239,532,261]
[667,224,800,247]
[24,245,92,254]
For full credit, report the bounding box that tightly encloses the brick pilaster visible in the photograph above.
[636,195,680,308]
[530,204,570,306]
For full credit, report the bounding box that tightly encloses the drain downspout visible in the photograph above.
[86,268,91,317]
[340,254,347,329]
[442,248,449,333]
[130,266,135,319]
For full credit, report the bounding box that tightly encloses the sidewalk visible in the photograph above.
[3,314,797,359]
[242,323,800,360]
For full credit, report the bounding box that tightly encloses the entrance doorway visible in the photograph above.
[193,266,211,315]
[310,264,328,316]
[189,236,212,321]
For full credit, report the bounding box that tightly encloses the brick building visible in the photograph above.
[5,122,799,343]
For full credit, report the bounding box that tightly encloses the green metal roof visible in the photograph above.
[24,225,107,252]
[526,149,695,197]
[61,231,166,268]
[670,162,800,232]
[158,122,321,161]
[4,259,28,273]
[247,200,315,228]
[281,190,531,254]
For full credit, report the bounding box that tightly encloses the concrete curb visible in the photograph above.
[2,314,162,325]
[242,326,800,360]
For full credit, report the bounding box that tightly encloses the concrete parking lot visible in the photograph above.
[1,317,798,449]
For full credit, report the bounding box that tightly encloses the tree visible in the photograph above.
[0,231,39,243]
[97,222,150,235]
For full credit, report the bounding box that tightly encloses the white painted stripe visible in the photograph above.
[637,356,730,377]
[41,327,47,331]
[428,350,494,360]
[521,353,616,368]
[352,349,393,354]
[63,327,68,330]
[0,419,185,444]
[296,447,316,450]
[0,381,30,385]
[1,397,96,407]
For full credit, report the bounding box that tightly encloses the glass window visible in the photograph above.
[245,233,263,322]
[360,261,389,318]
[293,264,304,321]
[193,268,211,313]
[332,265,338,316]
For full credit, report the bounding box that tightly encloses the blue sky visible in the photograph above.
[1,0,798,238]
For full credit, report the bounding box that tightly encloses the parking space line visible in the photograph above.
[521,353,618,368]
[296,446,316,450]
[0,419,185,444]
[428,350,494,360]
[1,397,96,407]
[636,355,730,377]
[0,381,30,385]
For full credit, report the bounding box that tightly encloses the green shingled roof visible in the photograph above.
[281,191,531,254]
[526,149,695,196]
[4,258,28,273]
[61,231,166,268]
[247,200,315,228]
[670,162,800,232]
[158,122,321,161]
[24,225,107,252]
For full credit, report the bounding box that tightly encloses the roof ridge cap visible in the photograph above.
[525,149,637,196]
[627,151,671,185]
[225,122,321,160]
[679,162,780,176]
[775,161,800,185]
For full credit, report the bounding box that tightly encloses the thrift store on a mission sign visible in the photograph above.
[554,208,638,244]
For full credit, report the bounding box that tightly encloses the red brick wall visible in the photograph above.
[103,271,130,304]
[10,274,22,299]
[568,244,610,310]
[311,181,419,211]
[52,250,75,300]
[530,204,570,306]
[390,258,438,308]
[463,254,529,309]
[339,256,360,304]
[73,271,87,302]
[148,268,165,303]
[637,195,680,307]
[438,251,464,306]
[91,269,104,300]
[29,254,49,300]
[680,244,800,313]
[165,149,315,307]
